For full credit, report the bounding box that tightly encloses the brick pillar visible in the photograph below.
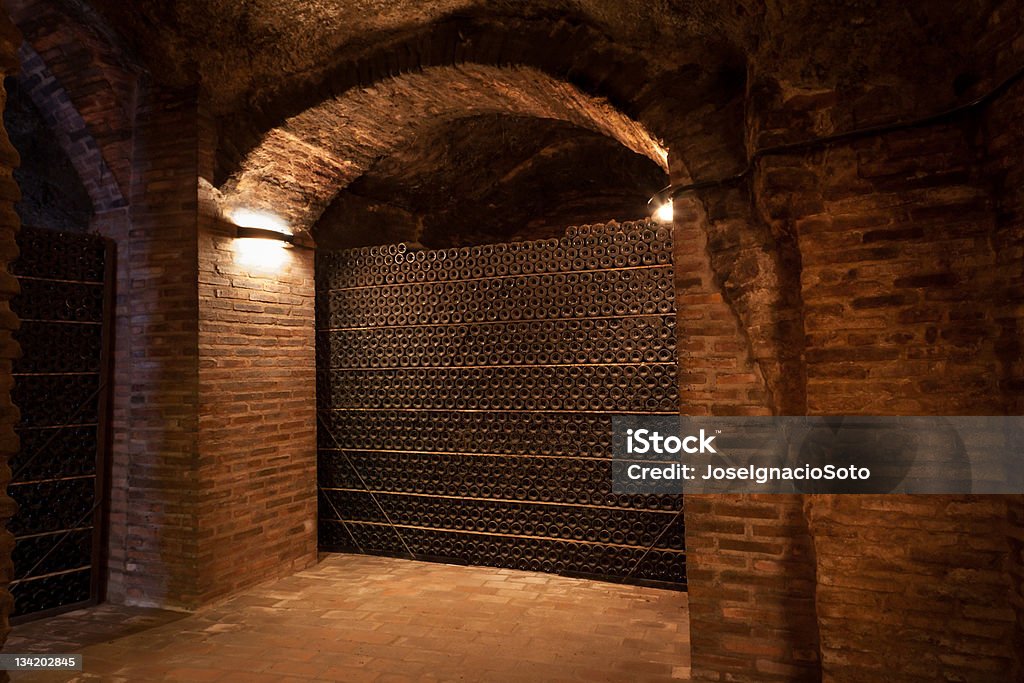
[114,83,203,607]
[194,205,318,600]
[785,118,1018,681]
[193,111,318,601]
[671,156,821,681]
[0,11,19,668]
[104,87,318,608]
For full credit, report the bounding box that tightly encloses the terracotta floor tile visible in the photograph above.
[8,554,689,682]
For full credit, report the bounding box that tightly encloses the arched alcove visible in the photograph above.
[313,114,668,249]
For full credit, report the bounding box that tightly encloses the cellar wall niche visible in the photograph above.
[316,219,686,587]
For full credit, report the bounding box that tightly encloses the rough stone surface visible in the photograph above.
[86,0,755,122]
[223,63,669,235]
[317,115,667,249]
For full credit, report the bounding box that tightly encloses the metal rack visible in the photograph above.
[8,227,113,622]
[316,220,685,588]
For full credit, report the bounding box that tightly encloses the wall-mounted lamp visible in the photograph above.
[653,199,673,224]
[236,225,295,244]
[231,208,294,245]
[230,208,294,270]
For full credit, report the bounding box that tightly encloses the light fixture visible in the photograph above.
[653,199,673,223]
[230,207,294,244]
[229,207,294,270]
[234,237,290,269]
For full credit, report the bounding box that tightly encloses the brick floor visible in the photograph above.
[6,554,690,682]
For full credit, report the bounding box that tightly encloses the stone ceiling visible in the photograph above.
[83,0,757,113]
[221,63,669,234]
[35,0,1008,244]
[81,0,999,119]
[315,114,668,248]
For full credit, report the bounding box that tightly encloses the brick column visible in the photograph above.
[113,84,203,607]
[194,175,318,604]
[786,118,1018,680]
[671,157,821,681]
[104,88,318,608]
[0,11,20,668]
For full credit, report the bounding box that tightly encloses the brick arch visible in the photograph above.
[4,0,139,205]
[220,63,669,234]
[15,42,125,212]
[214,12,747,184]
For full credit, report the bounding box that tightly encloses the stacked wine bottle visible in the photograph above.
[8,227,109,618]
[316,220,685,587]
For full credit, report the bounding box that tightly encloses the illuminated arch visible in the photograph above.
[220,64,668,234]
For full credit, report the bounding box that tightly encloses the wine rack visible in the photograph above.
[8,227,111,620]
[317,221,684,588]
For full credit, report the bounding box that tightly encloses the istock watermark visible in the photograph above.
[625,428,717,454]
[611,416,1024,494]
[623,462,872,485]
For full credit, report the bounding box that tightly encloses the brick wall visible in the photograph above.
[684,495,820,682]
[195,182,318,602]
[6,9,139,608]
[781,127,1004,416]
[1010,497,1024,682]
[91,206,130,604]
[978,8,1024,675]
[979,7,1024,420]
[806,496,1014,680]
[672,195,770,418]
[15,42,125,212]
[101,88,319,608]
[677,104,1023,681]
[0,5,1020,678]
[0,11,19,669]
[92,83,312,609]
[741,16,1024,676]
[0,16,319,607]
[677,70,1023,681]
[783,121,1017,681]
[6,0,135,201]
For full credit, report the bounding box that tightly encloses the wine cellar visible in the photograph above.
[0,1,1022,681]
[316,221,685,587]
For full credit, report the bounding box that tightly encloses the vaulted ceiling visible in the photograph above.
[12,0,1007,244]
